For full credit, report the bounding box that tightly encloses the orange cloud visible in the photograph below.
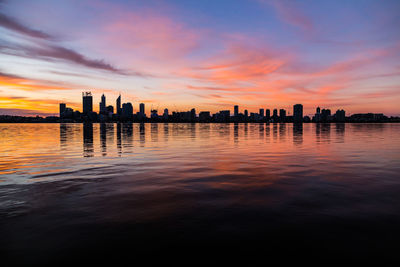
[0,95,80,114]
[0,72,76,91]
[180,43,289,85]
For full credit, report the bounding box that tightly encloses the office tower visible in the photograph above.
[106,105,114,114]
[82,92,93,114]
[163,108,169,119]
[322,109,331,116]
[151,109,158,119]
[116,94,121,115]
[140,103,145,116]
[122,103,133,119]
[217,110,230,122]
[279,109,286,120]
[99,94,106,114]
[244,110,248,117]
[314,107,321,122]
[335,109,346,122]
[259,108,264,117]
[293,104,303,123]
[273,109,278,118]
[191,108,196,121]
[234,105,239,117]
[59,103,66,117]
[265,109,270,120]
[199,111,211,122]
[321,108,332,122]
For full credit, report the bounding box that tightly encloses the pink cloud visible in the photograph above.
[262,0,314,33]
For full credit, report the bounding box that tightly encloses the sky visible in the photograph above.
[0,0,399,116]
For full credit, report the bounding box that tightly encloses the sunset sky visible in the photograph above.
[0,0,399,116]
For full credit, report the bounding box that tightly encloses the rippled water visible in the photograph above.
[1,123,400,264]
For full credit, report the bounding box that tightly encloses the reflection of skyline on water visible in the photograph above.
[83,123,93,157]
[57,123,353,157]
[293,123,303,145]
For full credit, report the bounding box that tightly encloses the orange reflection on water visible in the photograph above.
[1,123,399,188]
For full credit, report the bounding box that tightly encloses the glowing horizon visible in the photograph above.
[1,0,399,117]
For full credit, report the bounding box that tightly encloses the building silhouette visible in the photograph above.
[48,92,400,124]
[335,109,346,122]
[272,109,278,121]
[151,109,158,119]
[140,103,145,116]
[59,103,66,117]
[116,94,121,116]
[266,109,270,120]
[99,94,106,115]
[163,108,169,119]
[199,111,211,122]
[279,109,286,121]
[107,105,114,114]
[259,108,264,118]
[293,104,303,123]
[122,103,133,119]
[82,92,93,114]
[191,108,196,121]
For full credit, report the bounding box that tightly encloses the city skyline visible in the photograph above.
[39,90,395,123]
[1,0,400,117]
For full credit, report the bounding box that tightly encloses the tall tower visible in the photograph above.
[116,94,121,115]
[265,109,270,120]
[99,94,106,114]
[259,108,264,117]
[279,109,286,120]
[140,103,145,115]
[273,109,278,118]
[293,104,303,123]
[234,105,239,117]
[82,92,93,114]
[59,103,66,117]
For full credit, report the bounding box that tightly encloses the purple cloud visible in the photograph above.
[0,13,53,40]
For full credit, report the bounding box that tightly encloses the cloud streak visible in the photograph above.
[0,11,145,76]
[0,13,53,40]
[0,70,77,91]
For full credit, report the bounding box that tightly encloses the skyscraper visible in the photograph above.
[99,94,106,114]
[335,109,346,122]
[122,103,133,119]
[279,109,286,120]
[59,103,66,117]
[265,109,270,120]
[140,103,145,116]
[82,92,93,114]
[116,94,121,115]
[163,108,169,119]
[273,109,278,118]
[234,105,239,117]
[191,108,196,121]
[293,104,303,123]
[259,108,264,117]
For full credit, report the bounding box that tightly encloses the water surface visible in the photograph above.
[1,123,400,264]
